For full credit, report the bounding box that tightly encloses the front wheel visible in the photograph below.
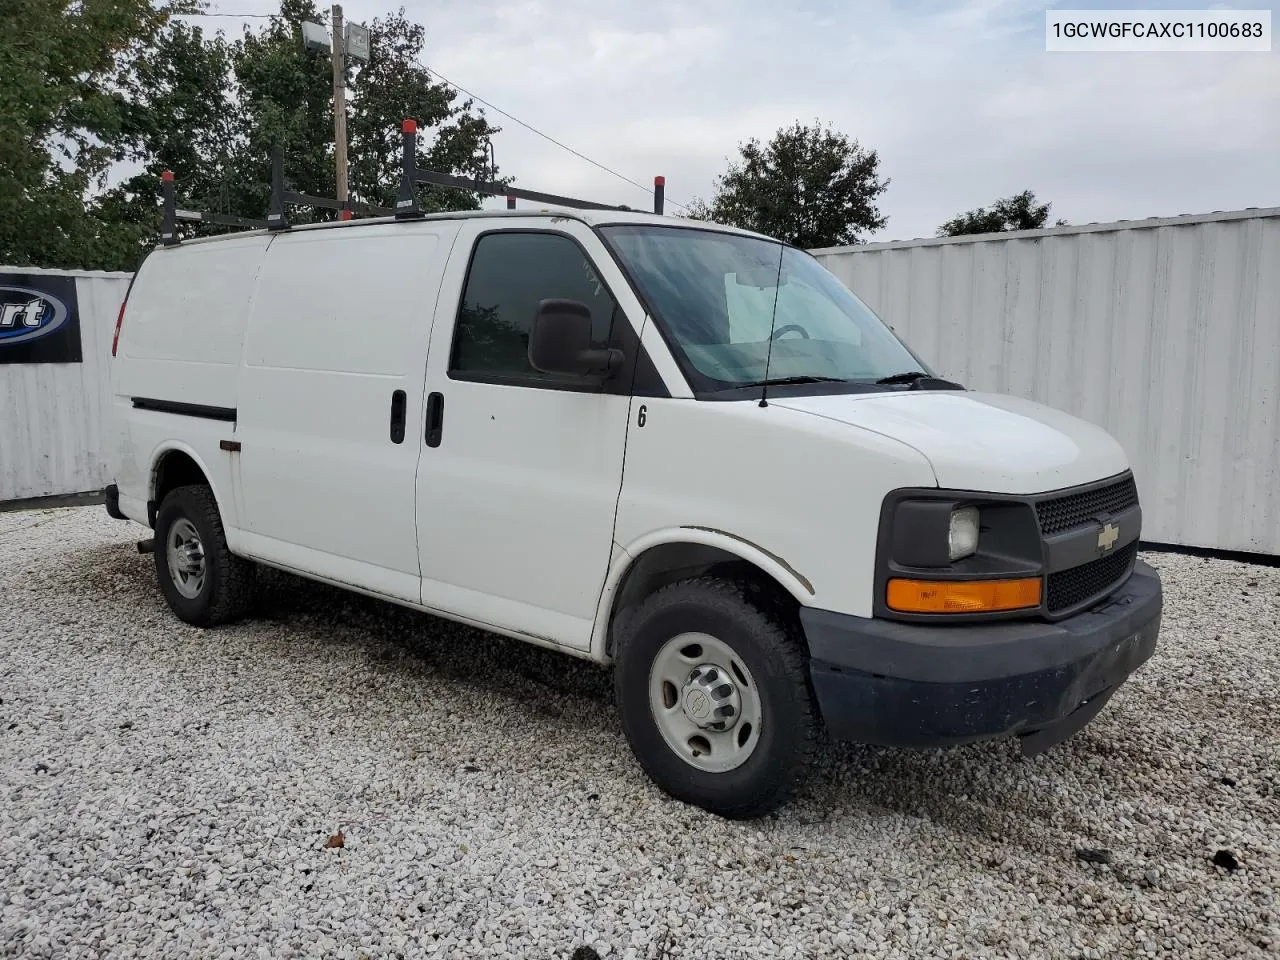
[613,577,817,818]
[154,484,255,626]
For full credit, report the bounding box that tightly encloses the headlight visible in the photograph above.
[879,492,1042,620]
[948,506,979,560]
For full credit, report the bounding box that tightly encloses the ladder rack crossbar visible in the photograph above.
[158,120,666,245]
[413,169,632,212]
[174,210,270,229]
[284,190,396,217]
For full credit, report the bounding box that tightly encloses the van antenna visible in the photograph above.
[757,240,787,408]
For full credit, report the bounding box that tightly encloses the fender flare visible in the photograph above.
[147,440,231,528]
[589,525,815,662]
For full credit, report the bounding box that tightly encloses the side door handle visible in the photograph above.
[425,391,444,448]
[389,389,406,444]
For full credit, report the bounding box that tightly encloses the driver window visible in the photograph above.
[450,231,617,380]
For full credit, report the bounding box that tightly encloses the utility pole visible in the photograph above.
[331,3,348,214]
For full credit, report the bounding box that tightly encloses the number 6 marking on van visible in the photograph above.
[637,404,647,428]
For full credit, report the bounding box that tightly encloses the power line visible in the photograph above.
[174,12,282,18]
[422,65,690,214]
[170,16,689,213]
[175,10,335,21]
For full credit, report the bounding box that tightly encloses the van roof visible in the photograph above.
[161,206,775,249]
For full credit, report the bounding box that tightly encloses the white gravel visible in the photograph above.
[1,506,1277,959]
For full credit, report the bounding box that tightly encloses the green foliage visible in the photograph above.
[937,190,1067,237]
[345,10,498,214]
[104,14,238,251]
[0,0,188,269]
[690,121,888,248]
[1,0,501,271]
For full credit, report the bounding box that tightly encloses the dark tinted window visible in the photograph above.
[450,231,617,378]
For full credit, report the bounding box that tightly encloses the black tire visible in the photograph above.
[154,484,255,627]
[613,577,817,818]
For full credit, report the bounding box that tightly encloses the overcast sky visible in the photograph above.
[187,0,1279,241]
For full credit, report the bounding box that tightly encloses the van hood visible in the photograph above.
[772,391,1129,494]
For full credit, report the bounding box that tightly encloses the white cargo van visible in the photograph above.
[105,207,1162,817]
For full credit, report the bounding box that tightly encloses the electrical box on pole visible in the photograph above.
[301,20,330,53]
[345,22,371,63]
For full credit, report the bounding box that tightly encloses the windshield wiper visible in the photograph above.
[875,371,930,385]
[874,370,966,390]
[743,375,846,387]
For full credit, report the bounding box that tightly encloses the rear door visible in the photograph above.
[414,219,639,649]
[234,221,460,603]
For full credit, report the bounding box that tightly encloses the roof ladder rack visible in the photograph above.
[394,120,423,219]
[270,144,396,230]
[158,120,669,245]
[160,171,269,245]
[394,118,665,217]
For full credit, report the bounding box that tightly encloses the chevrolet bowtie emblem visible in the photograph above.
[1098,522,1120,552]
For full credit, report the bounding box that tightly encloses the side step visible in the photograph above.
[137,538,155,554]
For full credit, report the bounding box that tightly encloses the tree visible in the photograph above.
[0,0,189,270]
[689,121,888,248]
[97,15,239,261]
[106,0,503,256]
[182,1,501,228]
[3,0,503,271]
[345,10,500,214]
[937,190,1067,237]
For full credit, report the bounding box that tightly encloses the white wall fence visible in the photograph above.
[1,268,131,503]
[4,208,1279,555]
[813,207,1280,555]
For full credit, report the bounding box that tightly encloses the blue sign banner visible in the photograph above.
[0,273,83,364]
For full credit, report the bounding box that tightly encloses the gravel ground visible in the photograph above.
[1,506,1277,960]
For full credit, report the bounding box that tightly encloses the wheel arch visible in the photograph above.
[148,442,224,528]
[591,527,814,662]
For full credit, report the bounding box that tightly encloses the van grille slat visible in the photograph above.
[1036,476,1139,536]
[1046,542,1139,613]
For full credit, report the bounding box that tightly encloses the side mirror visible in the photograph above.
[528,299,623,379]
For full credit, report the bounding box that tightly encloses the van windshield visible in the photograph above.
[599,224,926,394]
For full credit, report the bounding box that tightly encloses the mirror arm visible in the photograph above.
[582,347,625,378]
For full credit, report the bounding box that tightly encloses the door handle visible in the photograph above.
[389,389,406,444]
[425,391,444,448]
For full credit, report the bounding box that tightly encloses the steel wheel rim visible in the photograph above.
[166,518,206,600]
[648,632,762,773]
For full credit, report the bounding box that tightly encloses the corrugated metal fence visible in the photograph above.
[5,210,1279,555]
[813,208,1280,555]
[0,268,131,503]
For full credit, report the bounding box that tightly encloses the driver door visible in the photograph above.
[414,220,638,650]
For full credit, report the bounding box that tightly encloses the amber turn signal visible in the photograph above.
[886,576,1042,613]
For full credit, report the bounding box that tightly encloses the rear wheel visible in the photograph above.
[613,577,817,818]
[154,484,255,626]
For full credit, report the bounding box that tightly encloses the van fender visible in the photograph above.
[146,439,235,532]
[589,526,816,662]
